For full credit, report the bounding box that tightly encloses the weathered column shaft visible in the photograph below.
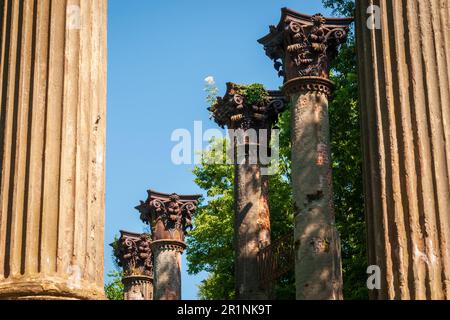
[0,0,107,299]
[289,83,342,300]
[356,0,450,300]
[259,10,351,300]
[210,83,285,299]
[234,162,270,299]
[152,240,185,300]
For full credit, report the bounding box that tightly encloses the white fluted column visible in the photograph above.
[0,0,107,300]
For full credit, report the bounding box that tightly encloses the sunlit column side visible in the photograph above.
[356,0,450,299]
[0,0,107,300]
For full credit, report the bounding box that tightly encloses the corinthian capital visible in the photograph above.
[135,190,201,241]
[113,231,153,277]
[258,8,352,82]
[209,82,287,131]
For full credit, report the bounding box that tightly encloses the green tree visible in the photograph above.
[105,236,124,300]
[187,147,236,300]
[105,270,124,300]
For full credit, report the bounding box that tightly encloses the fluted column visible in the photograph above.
[259,9,351,300]
[113,231,153,300]
[136,191,200,300]
[209,83,286,299]
[356,0,450,300]
[0,0,107,300]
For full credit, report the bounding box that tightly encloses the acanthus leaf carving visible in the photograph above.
[209,82,287,132]
[135,191,201,241]
[258,10,352,83]
[284,14,349,79]
[113,231,153,277]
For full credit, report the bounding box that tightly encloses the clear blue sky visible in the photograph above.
[106,0,332,300]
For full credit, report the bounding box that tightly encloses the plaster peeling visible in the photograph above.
[427,240,439,265]
[310,237,330,254]
[96,151,104,164]
[67,265,82,289]
[414,245,428,263]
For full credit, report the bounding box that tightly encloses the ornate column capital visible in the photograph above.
[135,190,201,242]
[258,8,352,89]
[209,82,287,131]
[113,231,153,278]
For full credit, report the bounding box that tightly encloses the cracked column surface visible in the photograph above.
[209,82,286,299]
[0,0,107,300]
[259,9,351,299]
[113,231,153,300]
[356,0,450,299]
[136,190,200,300]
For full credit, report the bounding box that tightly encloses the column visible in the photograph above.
[113,231,153,300]
[210,82,286,299]
[259,9,351,300]
[136,191,200,300]
[356,0,450,299]
[0,0,107,300]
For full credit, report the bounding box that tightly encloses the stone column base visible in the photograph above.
[0,277,105,300]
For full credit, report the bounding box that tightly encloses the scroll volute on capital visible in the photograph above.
[258,9,352,82]
[136,190,201,242]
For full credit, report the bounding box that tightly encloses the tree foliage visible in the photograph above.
[105,237,125,300]
[105,270,124,300]
[188,147,236,300]
[105,235,124,300]
[323,0,355,16]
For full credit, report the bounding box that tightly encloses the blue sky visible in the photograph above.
[106,0,332,300]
